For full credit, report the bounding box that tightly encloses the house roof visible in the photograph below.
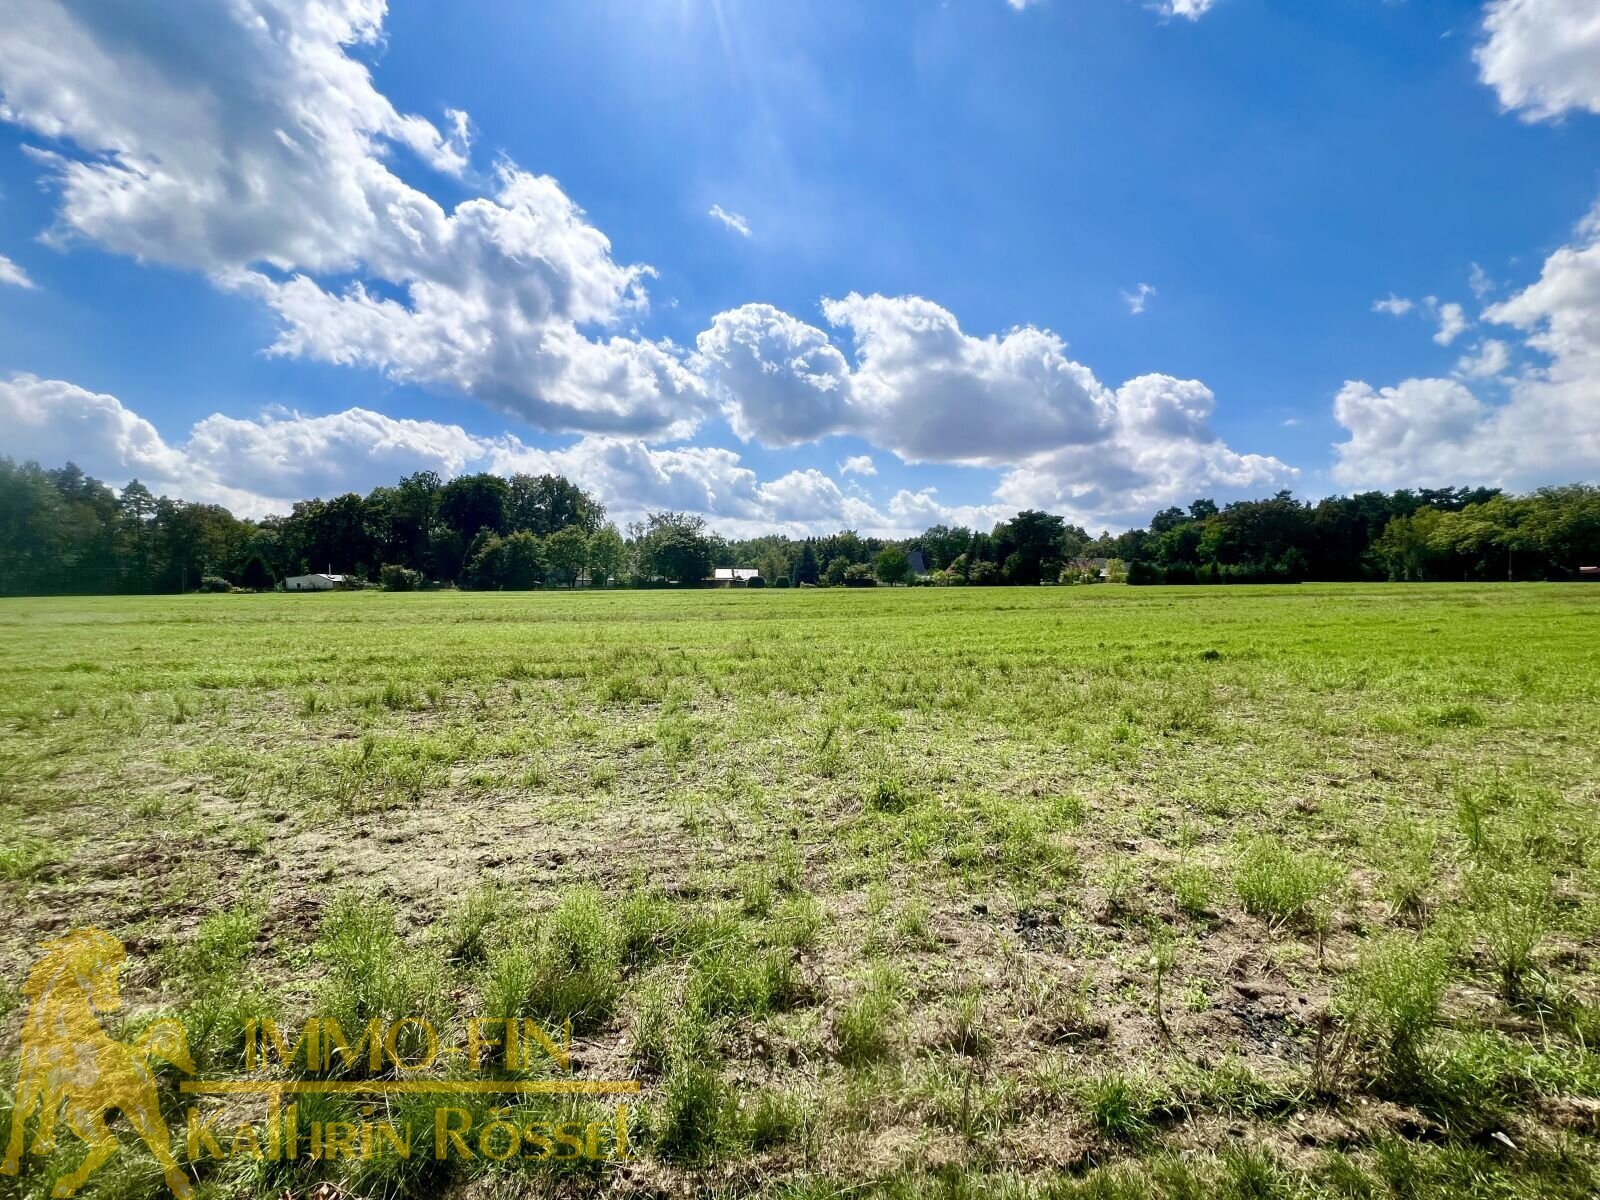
[712,567,761,580]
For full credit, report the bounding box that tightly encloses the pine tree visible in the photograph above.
[794,540,820,586]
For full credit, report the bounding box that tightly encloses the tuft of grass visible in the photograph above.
[746,1088,807,1151]
[653,1060,742,1164]
[1165,861,1217,918]
[863,770,919,814]
[687,942,804,1018]
[314,897,443,1075]
[834,965,904,1066]
[444,881,510,966]
[1077,1070,1165,1142]
[1233,836,1345,935]
[771,892,825,952]
[0,835,59,881]
[1427,703,1486,728]
[1373,815,1438,919]
[480,887,623,1034]
[617,888,677,969]
[1336,930,1453,1083]
[1468,862,1555,1002]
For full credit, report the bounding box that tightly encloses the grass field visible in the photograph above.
[2,584,1598,1199]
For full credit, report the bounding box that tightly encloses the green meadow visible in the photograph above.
[2,584,1599,1198]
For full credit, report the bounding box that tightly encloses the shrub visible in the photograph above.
[198,575,232,593]
[968,560,999,586]
[379,563,424,591]
[1126,560,1167,586]
[842,563,877,588]
[744,574,766,588]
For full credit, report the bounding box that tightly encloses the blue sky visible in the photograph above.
[2,0,1598,534]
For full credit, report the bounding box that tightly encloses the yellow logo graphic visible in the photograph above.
[5,930,640,1196]
[2,929,197,1199]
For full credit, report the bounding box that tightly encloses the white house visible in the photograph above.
[709,567,762,587]
[283,573,348,592]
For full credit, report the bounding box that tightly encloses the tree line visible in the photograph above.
[2,456,1597,596]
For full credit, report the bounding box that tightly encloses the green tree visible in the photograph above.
[468,531,547,590]
[824,556,850,587]
[915,524,972,571]
[507,473,604,536]
[637,512,713,584]
[993,510,1068,585]
[438,474,509,545]
[875,547,910,586]
[237,556,274,590]
[755,549,790,588]
[1375,510,1446,582]
[545,525,589,587]
[793,541,820,586]
[117,479,159,586]
[587,526,625,587]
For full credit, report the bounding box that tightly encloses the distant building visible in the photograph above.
[708,567,762,588]
[1067,557,1112,581]
[1580,566,1600,581]
[284,573,348,592]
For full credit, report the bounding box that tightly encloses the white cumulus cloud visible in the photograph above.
[818,292,1117,466]
[839,455,877,477]
[1455,339,1511,379]
[699,294,1292,528]
[993,375,1294,529]
[693,304,854,446]
[0,372,955,536]
[0,373,495,517]
[0,0,701,437]
[0,1,1292,534]
[1333,199,1600,490]
[1476,0,1600,121]
[1430,299,1470,346]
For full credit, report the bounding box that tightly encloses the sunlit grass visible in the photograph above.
[0,584,1597,1197]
